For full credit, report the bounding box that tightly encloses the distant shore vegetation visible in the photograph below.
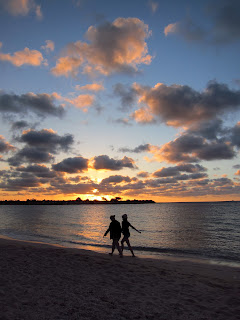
[0,197,155,205]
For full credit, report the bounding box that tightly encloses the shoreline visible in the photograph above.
[1,234,240,271]
[1,236,240,319]
[2,234,240,269]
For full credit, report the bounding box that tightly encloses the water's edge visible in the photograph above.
[2,233,240,269]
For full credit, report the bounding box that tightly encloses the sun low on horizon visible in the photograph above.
[0,0,240,203]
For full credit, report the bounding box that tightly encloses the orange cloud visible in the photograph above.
[66,94,95,111]
[0,0,42,18]
[75,83,104,92]
[0,135,16,153]
[164,23,179,36]
[35,4,42,19]
[51,17,152,77]
[53,92,94,111]
[0,47,46,67]
[131,107,155,124]
[51,56,83,77]
[41,40,54,53]
[235,170,240,176]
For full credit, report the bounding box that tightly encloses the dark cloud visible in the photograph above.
[49,182,94,195]
[152,127,237,163]
[97,179,145,194]
[187,172,208,180]
[95,172,239,198]
[188,119,225,140]
[230,122,240,147]
[153,166,180,177]
[68,175,90,183]
[193,179,210,186]
[52,157,89,173]
[211,0,240,43]
[0,174,41,191]
[177,163,207,173]
[196,141,236,160]
[153,164,207,178]
[8,147,54,166]
[147,118,240,164]
[0,91,65,118]
[164,0,240,44]
[234,79,240,88]
[113,118,132,126]
[156,134,204,163]
[113,83,137,111]
[100,175,131,184]
[7,129,74,166]
[118,144,151,153]
[0,135,15,153]
[0,167,65,192]
[233,164,240,169]
[17,129,74,153]
[146,177,179,186]
[16,164,57,178]
[132,81,240,127]
[137,171,149,178]
[164,18,206,42]
[212,177,233,186]
[11,120,30,131]
[92,155,137,170]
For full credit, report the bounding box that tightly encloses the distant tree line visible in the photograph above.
[0,197,155,205]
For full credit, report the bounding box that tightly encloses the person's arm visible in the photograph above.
[103,226,110,237]
[129,223,141,233]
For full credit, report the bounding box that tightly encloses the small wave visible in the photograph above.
[64,240,240,263]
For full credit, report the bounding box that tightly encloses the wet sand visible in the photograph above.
[1,236,240,320]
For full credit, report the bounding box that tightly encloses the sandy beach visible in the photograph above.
[1,237,240,320]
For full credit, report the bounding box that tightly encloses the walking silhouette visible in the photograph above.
[121,214,141,257]
[104,215,123,257]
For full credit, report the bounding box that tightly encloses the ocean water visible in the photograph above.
[0,202,240,265]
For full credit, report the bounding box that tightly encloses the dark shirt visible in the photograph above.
[105,220,122,240]
[122,220,131,237]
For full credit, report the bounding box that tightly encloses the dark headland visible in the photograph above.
[0,198,155,205]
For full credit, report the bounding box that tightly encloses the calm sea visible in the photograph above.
[0,202,239,265]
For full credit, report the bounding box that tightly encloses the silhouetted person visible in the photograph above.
[121,214,141,257]
[104,215,123,257]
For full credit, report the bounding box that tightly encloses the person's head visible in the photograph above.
[122,214,127,220]
[110,215,115,221]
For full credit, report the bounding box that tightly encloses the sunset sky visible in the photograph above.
[0,0,240,202]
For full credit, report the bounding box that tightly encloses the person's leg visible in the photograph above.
[116,239,123,257]
[109,240,115,255]
[121,236,126,251]
[126,239,135,257]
